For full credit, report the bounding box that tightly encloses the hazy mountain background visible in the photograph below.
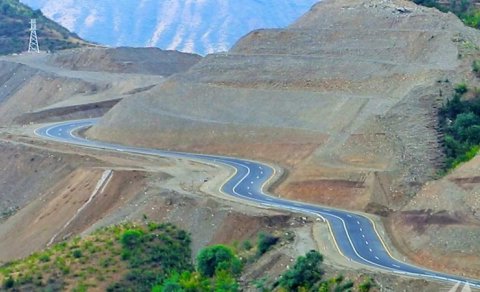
[19,0,319,55]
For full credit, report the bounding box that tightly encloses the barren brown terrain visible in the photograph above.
[84,0,480,280]
[0,0,479,289]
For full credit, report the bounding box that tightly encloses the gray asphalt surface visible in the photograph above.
[34,118,480,288]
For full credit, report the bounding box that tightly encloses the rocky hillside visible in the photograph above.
[0,0,87,55]
[49,47,202,75]
[19,0,318,55]
[87,0,480,278]
[89,0,463,208]
[0,47,201,125]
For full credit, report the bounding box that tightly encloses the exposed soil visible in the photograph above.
[49,47,202,76]
[14,98,121,124]
[0,0,479,287]
[82,0,480,280]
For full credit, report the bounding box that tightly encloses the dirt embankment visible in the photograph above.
[0,47,201,125]
[386,153,480,279]
[48,47,202,76]
[84,0,480,278]
[0,143,70,219]
[0,0,479,285]
[88,0,467,211]
[0,62,103,125]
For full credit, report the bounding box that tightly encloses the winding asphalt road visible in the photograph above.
[35,119,480,288]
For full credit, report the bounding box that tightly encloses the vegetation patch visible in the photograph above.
[0,0,86,54]
[0,222,193,291]
[0,223,375,291]
[271,250,375,292]
[256,232,280,257]
[413,0,480,30]
[439,84,480,169]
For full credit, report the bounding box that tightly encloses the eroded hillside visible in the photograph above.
[86,0,480,278]
[88,0,462,212]
[0,0,479,288]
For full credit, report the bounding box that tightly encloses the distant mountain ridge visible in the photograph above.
[19,0,319,55]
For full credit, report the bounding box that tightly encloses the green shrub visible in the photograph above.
[359,277,374,292]
[439,93,480,169]
[154,271,212,292]
[3,276,14,289]
[278,250,324,290]
[241,240,253,251]
[454,83,468,95]
[72,249,83,259]
[39,253,50,262]
[463,10,480,28]
[473,60,480,74]
[214,269,239,292]
[196,245,242,277]
[120,229,144,248]
[256,232,279,256]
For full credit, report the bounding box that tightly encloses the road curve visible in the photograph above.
[35,119,479,288]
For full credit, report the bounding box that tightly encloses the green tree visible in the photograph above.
[278,250,324,290]
[196,245,241,277]
[153,273,184,292]
[442,94,465,119]
[452,112,480,132]
[214,270,239,292]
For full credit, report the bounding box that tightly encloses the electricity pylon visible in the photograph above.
[28,19,40,53]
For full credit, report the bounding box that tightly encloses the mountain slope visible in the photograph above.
[86,0,480,278]
[0,0,87,55]
[19,0,318,55]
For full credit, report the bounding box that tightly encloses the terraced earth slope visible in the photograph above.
[88,0,463,210]
[0,47,201,124]
[0,47,202,259]
[87,0,480,278]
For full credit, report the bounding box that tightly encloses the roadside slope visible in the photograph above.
[87,0,480,278]
[0,47,201,124]
[89,0,464,211]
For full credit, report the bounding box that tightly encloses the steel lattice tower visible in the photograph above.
[28,19,40,53]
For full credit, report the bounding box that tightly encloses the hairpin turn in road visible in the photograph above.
[34,119,480,288]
